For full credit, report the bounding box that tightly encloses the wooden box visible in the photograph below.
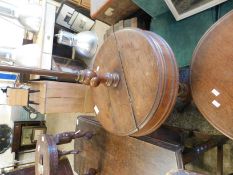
[104,14,151,40]
[29,81,86,114]
[90,0,139,25]
[7,88,29,106]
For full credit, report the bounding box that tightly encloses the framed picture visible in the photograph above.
[21,126,34,146]
[20,126,46,146]
[164,0,228,21]
[32,127,46,143]
[56,0,95,32]
[12,121,46,152]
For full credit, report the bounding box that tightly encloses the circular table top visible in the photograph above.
[191,11,233,139]
[92,28,178,136]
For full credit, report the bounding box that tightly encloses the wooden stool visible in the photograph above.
[35,130,93,175]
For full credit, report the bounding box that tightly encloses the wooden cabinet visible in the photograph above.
[29,81,86,114]
[90,0,139,24]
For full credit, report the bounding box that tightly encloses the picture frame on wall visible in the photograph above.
[12,121,46,152]
[32,127,46,143]
[20,126,46,146]
[164,0,228,21]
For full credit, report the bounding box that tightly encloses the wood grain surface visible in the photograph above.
[29,81,86,114]
[35,135,58,175]
[191,10,233,139]
[6,88,29,106]
[90,0,139,25]
[133,31,179,136]
[92,30,137,135]
[74,117,179,175]
[92,28,178,136]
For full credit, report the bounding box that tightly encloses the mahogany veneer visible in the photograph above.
[92,28,179,136]
[191,10,233,140]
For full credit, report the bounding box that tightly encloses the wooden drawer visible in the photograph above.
[90,0,139,25]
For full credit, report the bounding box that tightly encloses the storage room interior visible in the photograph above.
[0,0,233,175]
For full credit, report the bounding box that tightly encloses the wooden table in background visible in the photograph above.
[74,117,181,175]
[74,116,228,175]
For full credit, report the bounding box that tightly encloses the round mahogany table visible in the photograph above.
[191,11,233,139]
[92,28,179,136]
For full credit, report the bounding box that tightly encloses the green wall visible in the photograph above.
[133,0,233,67]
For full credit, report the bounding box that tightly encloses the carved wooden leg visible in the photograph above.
[58,150,80,157]
[54,130,94,145]
[84,168,98,175]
